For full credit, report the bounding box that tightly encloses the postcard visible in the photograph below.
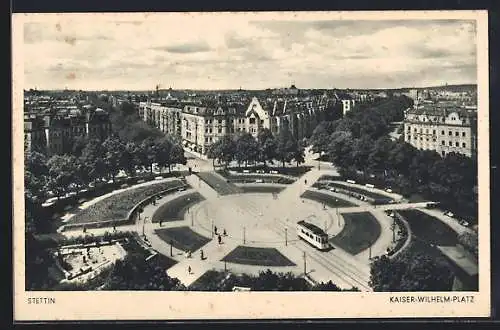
[12,10,490,320]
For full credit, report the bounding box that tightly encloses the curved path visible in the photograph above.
[57,147,472,291]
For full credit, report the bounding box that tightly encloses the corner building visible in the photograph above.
[403,105,477,158]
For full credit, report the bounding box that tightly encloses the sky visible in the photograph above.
[21,13,478,91]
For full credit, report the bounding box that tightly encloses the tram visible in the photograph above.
[296,220,330,250]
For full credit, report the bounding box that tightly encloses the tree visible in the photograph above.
[80,138,107,182]
[102,135,126,182]
[257,128,277,166]
[368,136,394,173]
[154,137,173,173]
[327,131,354,167]
[275,127,296,168]
[309,122,332,155]
[138,137,158,173]
[46,154,79,198]
[208,135,235,168]
[104,253,185,290]
[71,135,89,158]
[165,138,187,173]
[369,251,453,292]
[458,231,478,259]
[312,280,341,291]
[291,139,305,167]
[24,150,49,203]
[234,133,259,167]
[121,142,140,176]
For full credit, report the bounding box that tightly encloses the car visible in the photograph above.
[445,211,454,217]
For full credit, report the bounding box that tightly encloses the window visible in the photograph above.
[455,132,459,137]
[462,142,466,148]
[407,126,411,132]
[441,130,445,135]
[448,131,452,136]
[455,142,459,147]
[249,118,256,124]
[425,129,429,134]
[462,132,466,137]
[449,141,452,146]
[218,128,222,134]
[407,135,411,141]
[442,151,446,157]
[432,129,436,135]
[414,128,417,133]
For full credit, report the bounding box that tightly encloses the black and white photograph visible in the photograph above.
[12,11,490,320]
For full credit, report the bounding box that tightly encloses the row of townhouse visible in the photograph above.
[24,108,112,155]
[139,96,328,155]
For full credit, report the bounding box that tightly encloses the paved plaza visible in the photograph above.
[57,147,476,291]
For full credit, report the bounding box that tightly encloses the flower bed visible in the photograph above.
[218,171,295,184]
[316,181,394,205]
[152,192,205,223]
[65,180,186,227]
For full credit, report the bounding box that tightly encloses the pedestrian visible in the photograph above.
[223,229,227,236]
[159,220,163,227]
[200,249,204,260]
[188,265,192,274]
[305,179,307,185]
[218,235,222,244]
[214,226,218,235]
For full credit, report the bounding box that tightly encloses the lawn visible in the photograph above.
[396,209,458,246]
[222,246,296,266]
[320,182,393,204]
[189,270,231,291]
[218,171,295,184]
[154,226,211,252]
[227,165,311,177]
[300,190,357,208]
[329,212,382,255]
[196,172,242,195]
[238,186,287,194]
[68,180,186,225]
[152,192,205,223]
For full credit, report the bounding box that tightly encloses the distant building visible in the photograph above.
[24,108,112,155]
[403,104,477,158]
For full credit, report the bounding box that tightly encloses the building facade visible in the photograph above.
[24,108,112,155]
[403,105,477,158]
[140,95,328,156]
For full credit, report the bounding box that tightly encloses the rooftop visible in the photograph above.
[297,220,326,236]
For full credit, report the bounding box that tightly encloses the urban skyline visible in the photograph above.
[23,14,477,91]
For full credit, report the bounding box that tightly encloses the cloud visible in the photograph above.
[22,15,478,90]
[153,41,212,54]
